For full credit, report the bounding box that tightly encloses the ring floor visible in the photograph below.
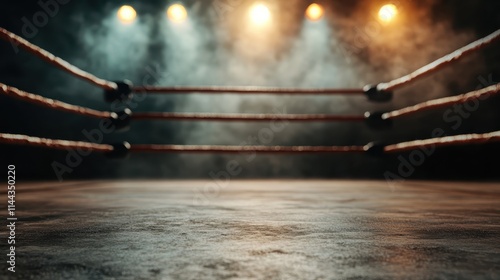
[1,180,499,279]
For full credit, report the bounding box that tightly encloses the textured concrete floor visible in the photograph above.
[1,180,500,279]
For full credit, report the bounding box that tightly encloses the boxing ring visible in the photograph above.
[1,27,500,279]
[1,27,500,155]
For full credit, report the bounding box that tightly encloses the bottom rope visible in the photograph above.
[1,131,500,156]
[384,131,500,153]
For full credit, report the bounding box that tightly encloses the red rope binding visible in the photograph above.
[0,28,117,91]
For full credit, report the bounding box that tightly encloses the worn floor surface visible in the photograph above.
[1,180,499,279]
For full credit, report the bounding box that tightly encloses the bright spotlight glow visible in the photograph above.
[249,3,271,26]
[378,4,398,23]
[305,3,324,21]
[117,5,137,24]
[167,4,188,23]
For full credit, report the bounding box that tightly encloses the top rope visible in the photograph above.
[0,28,117,91]
[0,28,368,98]
[132,86,365,95]
[378,29,500,92]
[2,27,498,97]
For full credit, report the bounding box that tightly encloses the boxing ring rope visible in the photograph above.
[1,132,499,155]
[0,82,112,119]
[132,86,365,95]
[134,29,499,95]
[0,27,363,97]
[378,29,500,92]
[0,82,366,122]
[1,27,499,158]
[1,27,498,98]
[131,112,366,122]
[0,133,113,153]
[128,144,366,154]
[384,131,500,154]
[0,28,117,91]
[383,83,500,120]
[2,82,498,123]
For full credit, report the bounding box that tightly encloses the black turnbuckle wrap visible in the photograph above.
[363,84,393,102]
[109,108,132,132]
[106,141,131,159]
[105,80,133,103]
[365,111,393,129]
[364,142,387,156]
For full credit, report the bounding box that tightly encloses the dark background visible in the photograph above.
[0,0,499,181]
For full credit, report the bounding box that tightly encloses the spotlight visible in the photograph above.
[305,3,324,21]
[249,3,271,26]
[378,4,398,23]
[117,5,137,24]
[167,3,188,23]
